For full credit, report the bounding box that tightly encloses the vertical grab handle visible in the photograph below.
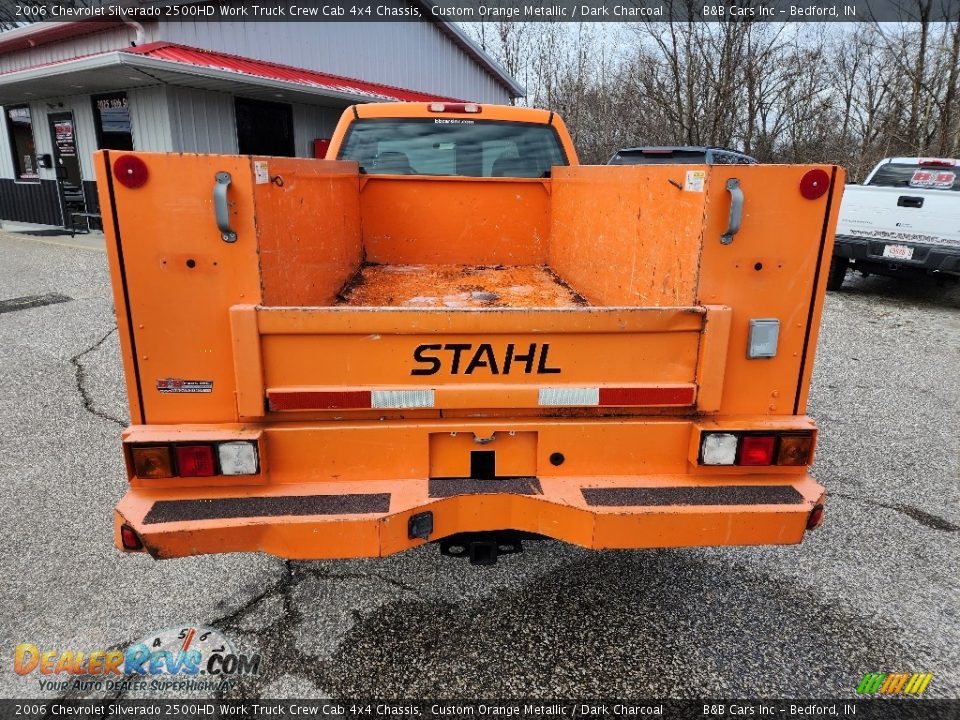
[721,178,743,245]
[214,171,237,243]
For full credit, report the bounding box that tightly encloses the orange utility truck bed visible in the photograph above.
[97,102,842,563]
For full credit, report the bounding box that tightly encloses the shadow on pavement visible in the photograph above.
[307,548,936,698]
[833,272,960,311]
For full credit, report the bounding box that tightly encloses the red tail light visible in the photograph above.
[129,441,259,478]
[699,431,815,467]
[120,525,143,550]
[175,444,217,477]
[807,495,826,529]
[737,435,777,466]
[919,159,955,167]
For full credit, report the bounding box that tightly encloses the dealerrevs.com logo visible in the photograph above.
[856,672,934,696]
[14,626,261,693]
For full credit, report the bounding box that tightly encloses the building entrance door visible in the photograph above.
[48,112,86,227]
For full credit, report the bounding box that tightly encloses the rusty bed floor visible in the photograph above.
[337,264,588,308]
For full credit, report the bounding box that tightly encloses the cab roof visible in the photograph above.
[354,102,555,124]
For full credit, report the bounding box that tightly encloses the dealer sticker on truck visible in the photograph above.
[156,378,214,393]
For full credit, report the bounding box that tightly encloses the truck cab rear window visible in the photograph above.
[338,119,567,178]
[869,162,959,191]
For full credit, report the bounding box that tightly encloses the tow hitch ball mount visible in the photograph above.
[439,531,531,566]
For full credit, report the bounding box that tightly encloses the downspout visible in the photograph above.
[122,20,145,47]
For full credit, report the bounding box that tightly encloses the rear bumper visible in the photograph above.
[834,234,960,275]
[115,474,826,560]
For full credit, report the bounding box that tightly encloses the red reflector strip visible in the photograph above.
[268,390,371,411]
[598,386,695,406]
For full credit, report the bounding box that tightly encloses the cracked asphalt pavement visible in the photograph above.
[0,230,957,700]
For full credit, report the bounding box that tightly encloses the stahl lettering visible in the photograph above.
[465,344,500,375]
[537,344,561,374]
[411,343,561,376]
[445,343,472,374]
[411,344,442,376]
[505,343,537,374]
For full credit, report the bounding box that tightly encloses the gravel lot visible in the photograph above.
[0,229,957,700]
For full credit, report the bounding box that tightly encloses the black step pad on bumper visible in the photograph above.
[144,493,392,524]
[582,485,804,507]
[429,477,542,498]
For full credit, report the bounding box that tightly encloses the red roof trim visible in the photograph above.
[0,37,458,103]
[122,41,460,103]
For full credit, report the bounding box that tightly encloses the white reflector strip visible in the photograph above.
[371,389,435,409]
[538,387,600,406]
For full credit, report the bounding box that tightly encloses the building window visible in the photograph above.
[92,93,134,151]
[5,105,38,181]
[235,97,294,157]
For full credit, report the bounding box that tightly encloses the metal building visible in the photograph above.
[0,14,522,229]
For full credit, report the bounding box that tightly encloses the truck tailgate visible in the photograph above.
[837,185,960,247]
[230,305,731,417]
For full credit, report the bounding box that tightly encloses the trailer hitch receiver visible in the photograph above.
[439,531,532,565]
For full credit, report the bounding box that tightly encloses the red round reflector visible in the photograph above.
[738,435,776,466]
[120,525,143,550]
[113,155,149,189]
[799,169,830,200]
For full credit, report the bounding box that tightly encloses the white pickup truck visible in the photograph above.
[829,157,960,289]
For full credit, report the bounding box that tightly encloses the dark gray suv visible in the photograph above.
[608,146,759,165]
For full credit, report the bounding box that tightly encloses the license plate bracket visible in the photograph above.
[882,244,914,260]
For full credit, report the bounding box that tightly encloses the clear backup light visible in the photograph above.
[217,441,259,476]
[701,433,738,465]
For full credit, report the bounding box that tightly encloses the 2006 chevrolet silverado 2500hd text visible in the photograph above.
[829,156,960,290]
[98,102,843,565]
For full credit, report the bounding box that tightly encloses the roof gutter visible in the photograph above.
[0,51,121,85]
[0,50,454,103]
[122,21,146,46]
[0,20,123,54]
[0,50,433,106]
[116,53,405,104]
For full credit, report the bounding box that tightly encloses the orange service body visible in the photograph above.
[96,102,842,561]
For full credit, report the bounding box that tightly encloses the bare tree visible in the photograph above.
[459,17,960,170]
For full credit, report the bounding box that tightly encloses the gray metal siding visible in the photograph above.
[157,21,510,103]
[128,85,174,151]
[0,20,512,104]
[292,103,342,157]
[168,86,238,154]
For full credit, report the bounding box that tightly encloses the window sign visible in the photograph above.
[5,106,38,181]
